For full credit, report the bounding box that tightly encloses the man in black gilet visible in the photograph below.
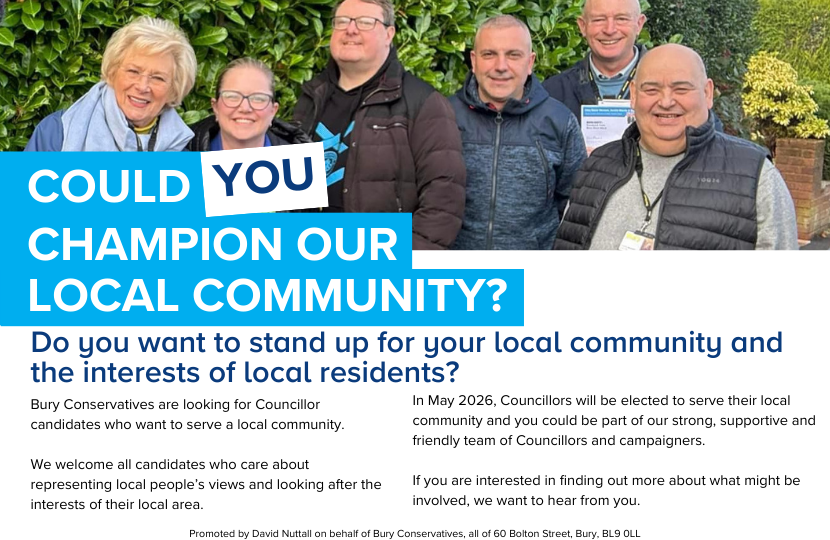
[554,45,798,250]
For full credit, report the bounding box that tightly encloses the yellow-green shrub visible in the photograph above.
[742,51,829,152]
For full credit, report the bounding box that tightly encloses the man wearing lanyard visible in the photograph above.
[553,44,799,251]
[542,0,646,123]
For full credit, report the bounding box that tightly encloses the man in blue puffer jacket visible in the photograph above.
[450,15,587,250]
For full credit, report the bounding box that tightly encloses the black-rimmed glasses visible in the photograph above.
[218,91,273,110]
[332,16,389,31]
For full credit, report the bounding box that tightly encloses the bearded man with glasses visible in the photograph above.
[293,0,466,250]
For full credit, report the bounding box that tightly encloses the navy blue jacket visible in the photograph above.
[542,56,603,124]
[542,46,724,131]
[450,73,587,250]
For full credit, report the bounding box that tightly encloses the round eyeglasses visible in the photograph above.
[332,16,389,31]
[218,90,273,110]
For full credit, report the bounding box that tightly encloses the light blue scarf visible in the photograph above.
[61,82,193,151]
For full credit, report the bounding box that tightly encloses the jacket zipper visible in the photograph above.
[535,139,552,199]
[372,123,407,211]
[366,85,405,210]
[341,86,388,212]
[653,155,693,248]
[361,84,401,108]
[316,83,402,212]
[486,112,503,250]
[371,123,406,130]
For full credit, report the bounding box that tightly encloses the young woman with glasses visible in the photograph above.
[187,58,310,151]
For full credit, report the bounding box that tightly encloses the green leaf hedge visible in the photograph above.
[755,0,830,88]
[0,0,590,151]
[754,0,830,179]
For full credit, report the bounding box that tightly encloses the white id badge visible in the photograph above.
[618,230,655,251]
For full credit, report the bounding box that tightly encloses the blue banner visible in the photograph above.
[0,153,523,326]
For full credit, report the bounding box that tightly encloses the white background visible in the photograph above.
[201,142,328,216]
[1,252,827,539]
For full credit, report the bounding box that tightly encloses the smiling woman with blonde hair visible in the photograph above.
[25,17,196,151]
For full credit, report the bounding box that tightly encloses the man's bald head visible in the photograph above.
[631,44,714,156]
[635,44,708,86]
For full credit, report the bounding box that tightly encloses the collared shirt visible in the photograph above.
[588,47,639,99]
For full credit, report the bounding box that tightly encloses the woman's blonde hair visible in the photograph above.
[215,58,276,98]
[101,17,197,107]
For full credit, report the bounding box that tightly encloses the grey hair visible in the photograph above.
[582,0,643,17]
[475,15,532,51]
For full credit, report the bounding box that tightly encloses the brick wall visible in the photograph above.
[775,138,830,240]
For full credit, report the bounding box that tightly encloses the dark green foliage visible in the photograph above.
[809,83,830,122]
[804,80,830,182]
[755,0,830,180]
[645,0,760,136]
[0,0,588,151]
[397,0,587,95]
[755,0,830,87]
